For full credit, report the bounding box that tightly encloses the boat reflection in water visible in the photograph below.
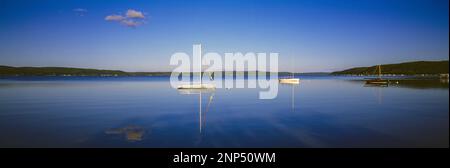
[279,79,299,112]
[365,80,389,87]
[177,87,215,134]
[105,125,146,142]
[364,80,389,88]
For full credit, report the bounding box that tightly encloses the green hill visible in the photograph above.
[0,65,326,77]
[0,66,128,76]
[0,66,171,76]
[2,60,447,77]
[331,60,449,75]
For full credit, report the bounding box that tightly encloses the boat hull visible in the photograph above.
[279,78,300,84]
[365,79,389,85]
[177,84,216,89]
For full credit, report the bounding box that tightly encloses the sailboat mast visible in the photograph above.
[293,57,295,78]
[199,56,204,85]
[378,65,381,79]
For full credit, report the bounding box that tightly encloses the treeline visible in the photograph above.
[0,65,328,77]
[4,60,446,77]
[331,60,449,75]
[0,66,170,76]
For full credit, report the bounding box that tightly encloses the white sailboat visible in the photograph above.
[279,56,300,84]
[177,83,216,89]
[177,45,216,90]
[279,77,300,84]
[177,71,216,89]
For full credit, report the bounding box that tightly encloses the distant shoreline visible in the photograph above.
[0,65,329,77]
[1,60,448,77]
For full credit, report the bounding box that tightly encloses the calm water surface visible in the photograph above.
[0,76,448,147]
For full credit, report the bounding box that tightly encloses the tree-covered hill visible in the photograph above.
[0,66,170,76]
[331,60,448,75]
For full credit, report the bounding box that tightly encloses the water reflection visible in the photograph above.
[392,79,449,89]
[177,88,215,133]
[105,125,146,142]
[0,77,447,147]
[279,82,299,112]
[348,79,449,89]
[361,82,386,104]
[364,82,389,87]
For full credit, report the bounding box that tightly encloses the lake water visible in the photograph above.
[0,76,448,148]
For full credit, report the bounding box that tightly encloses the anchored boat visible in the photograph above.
[279,78,300,84]
[279,72,300,84]
[279,56,300,84]
[177,83,216,89]
[365,65,389,86]
[177,71,216,89]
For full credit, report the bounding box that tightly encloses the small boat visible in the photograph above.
[279,71,300,84]
[279,78,300,84]
[280,57,300,84]
[177,88,215,95]
[365,79,388,85]
[177,83,216,89]
[365,65,389,86]
[177,71,216,89]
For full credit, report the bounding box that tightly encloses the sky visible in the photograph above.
[0,0,448,72]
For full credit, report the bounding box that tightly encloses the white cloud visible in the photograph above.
[126,9,145,19]
[105,14,125,21]
[121,20,142,27]
[105,9,147,27]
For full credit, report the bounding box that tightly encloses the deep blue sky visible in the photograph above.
[0,0,448,72]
